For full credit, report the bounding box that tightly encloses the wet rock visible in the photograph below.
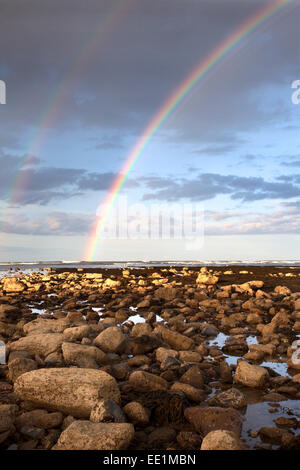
[123,402,150,425]
[62,342,106,368]
[258,426,293,445]
[244,350,264,361]
[249,343,276,356]
[223,336,248,355]
[171,382,204,402]
[201,325,219,337]
[14,368,120,418]
[15,409,63,429]
[234,360,269,388]
[201,430,248,450]
[180,365,204,389]
[274,417,298,428]
[94,326,126,354]
[0,404,16,444]
[129,371,168,392]
[262,392,286,402]
[178,351,202,362]
[53,421,134,450]
[208,388,247,410]
[90,399,126,423]
[158,326,194,350]
[184,406,243,436]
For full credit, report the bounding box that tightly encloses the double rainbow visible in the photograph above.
[83,0,297,261]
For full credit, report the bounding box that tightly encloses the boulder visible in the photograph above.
[184,406,243,436]
[9,333,64,357]
[207,388,247,410]
[123,401,150,425]
[234,361,269,388]
[61,342,106,368]
[94,326,126,353]
[14,368,120,418]
[23,318,70,335]
[201,430,248,450]
[53,421,134,450]
[158,326,194,350]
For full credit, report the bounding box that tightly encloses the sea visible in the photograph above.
[0,259,300,278]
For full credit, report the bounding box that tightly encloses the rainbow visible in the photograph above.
[5,0,134,208]
[83,0,297,261]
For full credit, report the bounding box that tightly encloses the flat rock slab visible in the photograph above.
[14,368,120,418]
[53,421,134,450]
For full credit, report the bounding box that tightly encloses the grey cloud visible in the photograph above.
[142,173,300,203]
[0,0,298,148]
[0,152,136,205]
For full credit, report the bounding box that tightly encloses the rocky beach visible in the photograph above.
[1,264,300,451]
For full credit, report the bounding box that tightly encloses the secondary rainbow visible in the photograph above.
[84,0,297,261]
[3,0,134,210]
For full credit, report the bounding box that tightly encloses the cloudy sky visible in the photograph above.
[0,0,299,262]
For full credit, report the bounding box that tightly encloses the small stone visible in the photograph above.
[123,402,150,425]
[129,370,168,392]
